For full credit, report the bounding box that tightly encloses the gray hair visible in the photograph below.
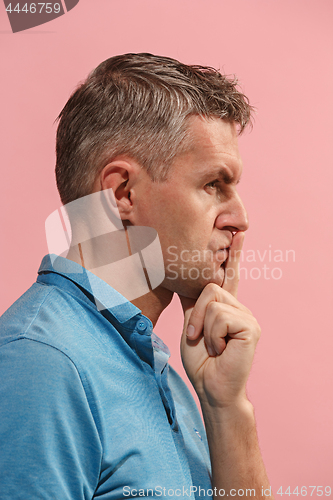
[55,53,254,205]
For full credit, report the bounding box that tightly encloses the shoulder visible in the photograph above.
[0,338,88,408]
[0,279,121,360]
[0,338,102,498]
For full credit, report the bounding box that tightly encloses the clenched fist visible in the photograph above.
[179,232,261,409]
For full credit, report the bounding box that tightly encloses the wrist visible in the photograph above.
[201,396,255,427]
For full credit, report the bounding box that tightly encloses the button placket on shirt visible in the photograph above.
[134,318,178,430]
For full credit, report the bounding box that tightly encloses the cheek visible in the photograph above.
[144,187,216,245]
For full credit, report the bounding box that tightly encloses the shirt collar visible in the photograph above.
[37,254,146,325]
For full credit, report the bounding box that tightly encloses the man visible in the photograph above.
[0,53,273,498]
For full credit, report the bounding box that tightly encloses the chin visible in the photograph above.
[162,269,224,299]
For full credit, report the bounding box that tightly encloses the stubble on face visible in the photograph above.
[135,116,244,300]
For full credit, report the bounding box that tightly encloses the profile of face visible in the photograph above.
[124,116,249,299]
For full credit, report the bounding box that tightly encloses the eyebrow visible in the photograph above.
[211,167,240,185]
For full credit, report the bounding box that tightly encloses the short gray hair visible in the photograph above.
[55,53,254,205]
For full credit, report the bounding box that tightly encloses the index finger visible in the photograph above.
[222,231,244,298]
[185,281,249,339]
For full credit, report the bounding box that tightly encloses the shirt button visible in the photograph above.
[137,320,148,333]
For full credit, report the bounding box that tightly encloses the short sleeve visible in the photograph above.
[0,338,102,500]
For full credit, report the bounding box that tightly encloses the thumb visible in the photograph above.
[178,295,196,337]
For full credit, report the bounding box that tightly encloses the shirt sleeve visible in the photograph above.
[0,338,103,500]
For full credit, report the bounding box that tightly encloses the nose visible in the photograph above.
[215,192,249,232]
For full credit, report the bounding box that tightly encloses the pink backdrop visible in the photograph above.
[1,0,332,491]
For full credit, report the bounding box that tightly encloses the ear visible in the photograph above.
[95,158,140,221]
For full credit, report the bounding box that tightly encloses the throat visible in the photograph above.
[131,285,174,327]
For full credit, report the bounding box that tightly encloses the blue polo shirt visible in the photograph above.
[0,255,212,499]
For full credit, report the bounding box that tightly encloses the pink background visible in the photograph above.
[1,0,332,491]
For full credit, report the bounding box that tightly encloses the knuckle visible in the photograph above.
[206,300,219,313]
[205,282,221,295]
[251,322,261,342]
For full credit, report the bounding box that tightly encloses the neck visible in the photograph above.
[130,285,174,327]
[66,241,173,326]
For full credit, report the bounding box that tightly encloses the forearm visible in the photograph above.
[201,399,273,500]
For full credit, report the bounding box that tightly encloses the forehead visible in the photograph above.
[170,116,243,182]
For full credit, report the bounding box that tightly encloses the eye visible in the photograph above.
[205,180,219,189]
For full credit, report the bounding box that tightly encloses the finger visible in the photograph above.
[203,301,229,356]
[208,313,232,356]
[222,231,244,298]
[178,295,196,339]
[203,302,253,356]
[185,283,248,340]
[206,310,259,361]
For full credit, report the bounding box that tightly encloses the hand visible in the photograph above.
[179,232,261,409]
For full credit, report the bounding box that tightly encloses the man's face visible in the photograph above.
[132,116,249,299]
